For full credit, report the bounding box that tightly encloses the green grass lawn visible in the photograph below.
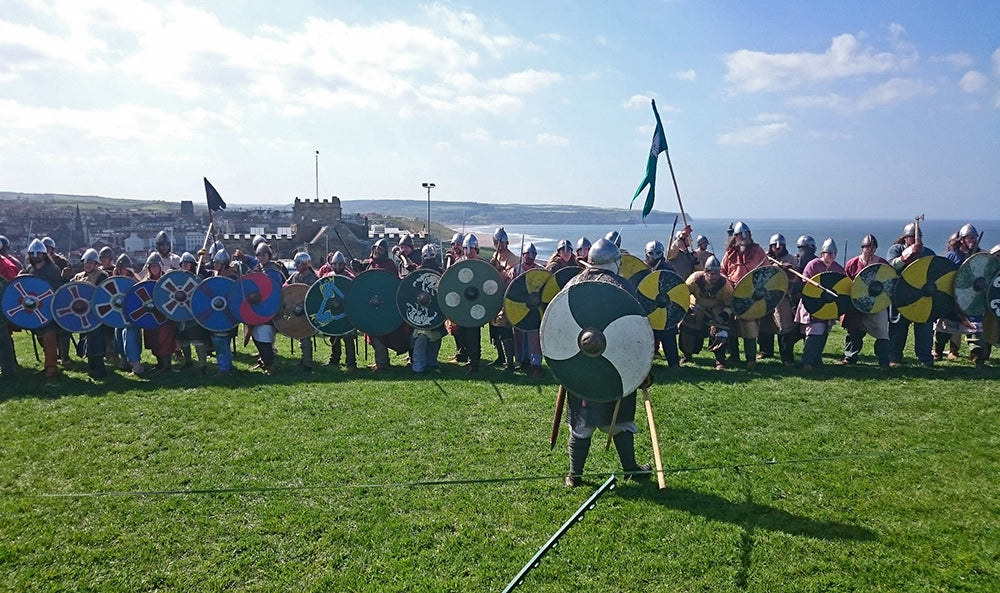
[1,327,998,591]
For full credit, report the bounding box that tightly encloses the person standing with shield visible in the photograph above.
[944,224,991,369]
[489,228,518,370]
[795,239,845,370]
[286,251,320,372]
[719,222,767,370]
[680,256,734,370]
[0,236,20,378]
[508,243,544,377]
[72,249,110,378]
[410,245,444,374]
[24,239,65,380]
[886,222,936,367]
[644,240,681,367]
[841,234,891,369]
[322,251,357,372]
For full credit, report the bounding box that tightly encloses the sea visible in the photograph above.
[458,219,1000,262]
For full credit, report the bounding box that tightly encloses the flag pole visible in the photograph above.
[653,100,688,228]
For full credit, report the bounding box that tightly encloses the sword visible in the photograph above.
[548,385,566,451]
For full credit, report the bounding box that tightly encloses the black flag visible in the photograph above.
[203,177,227,212]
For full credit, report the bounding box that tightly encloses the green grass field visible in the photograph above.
[1,327,998,592]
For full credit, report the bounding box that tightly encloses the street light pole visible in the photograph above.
[422,182,435,238]
[315,150,319,200]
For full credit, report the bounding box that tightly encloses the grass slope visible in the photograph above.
[1,328,998,592]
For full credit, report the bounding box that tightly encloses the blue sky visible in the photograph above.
[1,0,998,219]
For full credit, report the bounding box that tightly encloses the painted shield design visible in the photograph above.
[274,283,316,339]
[618,253,650,287]
[52,281,101,333]
[263,261,289,286]
[437,259,505,328]
[345,269,403,336]
[541,266,582,305]
[396,269,444,330]
[229,272,281,325]
[732,266,789,320]
[153,270,199,322]
[305,275,354,336]
[987,272,1000,319]
[2,276,55,330]
[801,271,852,320]
[850,263,898,315]
[93,276,136,328]
[123,280,167,329]
[636,270,691,330]
[541,280,653,403]
[504,268,553,331]
[893,255,958,324]
[954,252,1000,316]
[190,276,239,332]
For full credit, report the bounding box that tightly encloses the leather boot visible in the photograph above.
[613,431,651,481]
[566,434,591,487]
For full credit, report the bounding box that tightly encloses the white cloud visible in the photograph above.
[994,47,1000,75]
[499,139,525,148]
[486,69,562,93]
[933,53,974,69]
[596,35,608,47]
[959,71,988,93]
[717,122,791,146]
[432,141,452,152]
[461,127,492,141]
[536,133,568,147]
[422,2,531,58]
[809,130,853,140]
[624,94,652,109]
[672,69,696,81]
[725,32,913,93]
[754,112,788,123]
[787,78,934,113]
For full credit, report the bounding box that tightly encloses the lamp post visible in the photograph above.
[422,182,435,238]
[315,150,319,200]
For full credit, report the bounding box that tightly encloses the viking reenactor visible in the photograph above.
[444,234,468,364]
[245,243,278,375]
[793,239,845,370]
[840,234,891,370]
[644,240,680,367]
[98,246,115,275]
[0,235,23,273]
[666,225,696,279]
[206,247,241,375]
[563,238,651,487]
[153,231,182,271]
[575,237,591,262]
[24,239,64,379]
[411,245,444,374]
[488,227,518,371]
[357,239,403,372]
[693,235,714,270]
[941,224,990,369]
[510,243,543,377]
[680,256,733,370]
[322,251,357,372]
[444,233,465,269]
[758,233,797,366]
[794,235,817,273]
[138,253,177,374]
[886,221,936,367]
[41,236,74,362]
[109,254,142,374]
[719,222,767,370]
[0,236,20,378]
[458,234,485,373]
[395,235,420,277]
[70,248,110,378]
[286,251,320,372]
[933,231,965,361]
[173,251,211,372]
[545,239,578,272]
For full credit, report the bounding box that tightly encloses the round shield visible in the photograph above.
[396,269,444,330]
[229,272,281,325]
[850,263,898,315]
[541,266,582,305]
[190,276,239,332]
[954,252,1000,316]
[263,261,288,286]
[987,273,1000,319]
[801,271,852,321]
[274,283,316,339]
[893,255,958,324]
[540,280,653,403]
[153,270,199,322]
[732,266,789,320]
[0,277,6,328]
[52,281,101,333]
[93,276,136,329]
[306,275,354,336]
[123,280,166,329]
[619,253,650,287]
[437,259,505,328]
[345,269,403,336]
[636,270,690,330]
[2,276,55,330]
[504,268,553,331]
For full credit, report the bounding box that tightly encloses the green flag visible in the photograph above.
[630,99,667,220]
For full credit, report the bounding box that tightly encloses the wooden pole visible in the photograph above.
[549,385,567,451]
[766,255,838,298]
[642,387,667,490]
[605,399,622,451]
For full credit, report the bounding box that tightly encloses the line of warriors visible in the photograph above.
[3,218,998,382]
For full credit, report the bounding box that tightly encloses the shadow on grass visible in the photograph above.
[618,483,877,543]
